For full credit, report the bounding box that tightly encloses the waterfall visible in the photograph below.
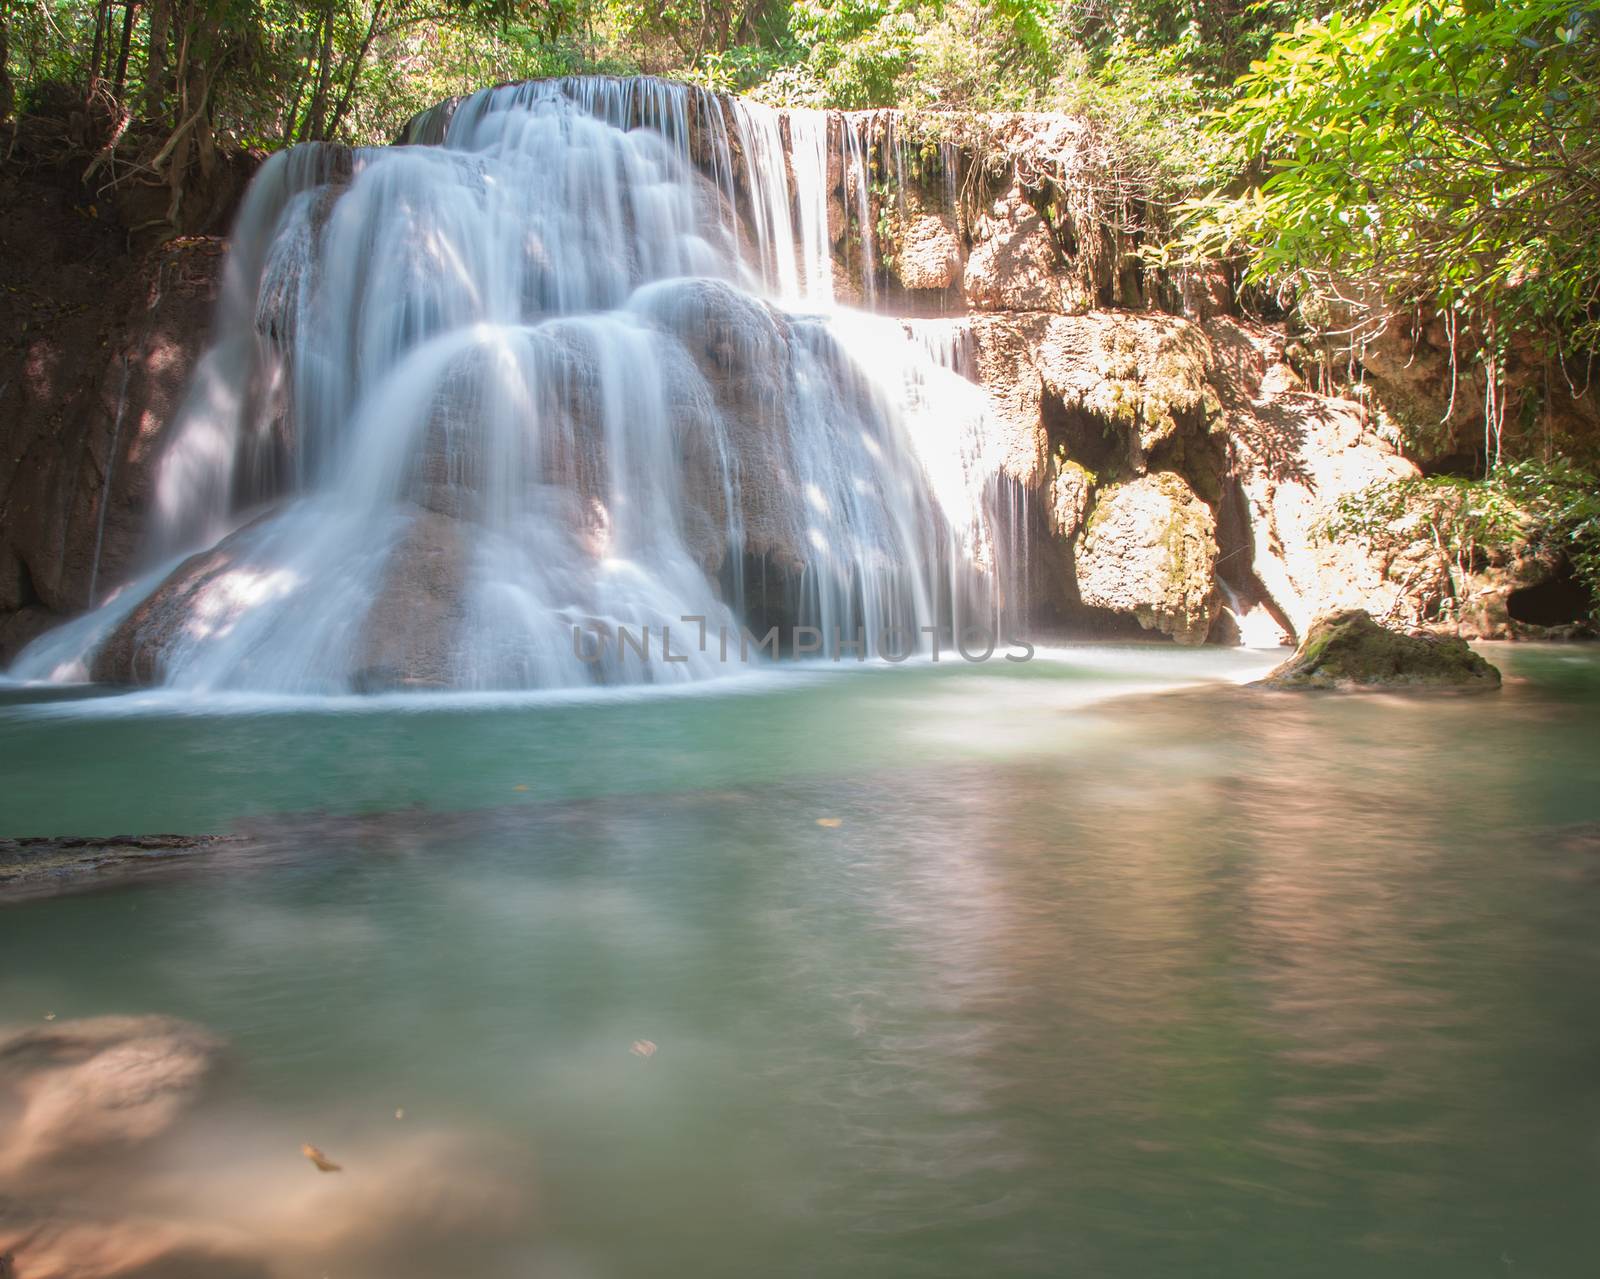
[11,77,1020,693]
[905,318,977,378]
[1217,579,1289,648]
[842,119,877,306]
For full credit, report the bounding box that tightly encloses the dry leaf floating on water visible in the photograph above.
[630,1040,657,1058]
[302,1143,343,1173]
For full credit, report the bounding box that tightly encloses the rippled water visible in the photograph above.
[2,645,1598,1277]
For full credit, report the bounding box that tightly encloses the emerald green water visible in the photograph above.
[2,645,1598,1277]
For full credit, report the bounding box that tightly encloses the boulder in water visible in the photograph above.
[1254,609,1501,690]
[89,511,286,686]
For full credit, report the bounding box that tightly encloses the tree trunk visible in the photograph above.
[89,0,113,87]
[301,4,338,142]
[281,68,310,147]
[114,1,140,96]
[0,4,13,124]
[326,0,387,142]
[145,0,171,120]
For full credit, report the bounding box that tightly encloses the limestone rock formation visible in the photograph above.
[963,190,1064,313]
[943,309,1433,644]
[1044,460,1092,541]
[1076,472,1218,644]
[636,277,807,570]
[352,508,471,691]
[1204,319,1432,637]
[1317,286,1600,470]
[1254,608,1501,690]
[1179,265,1236,321]
[957,312,1052,488]
[895,213,963,291]
[1034,312,1218,463]
[90,517,272,686]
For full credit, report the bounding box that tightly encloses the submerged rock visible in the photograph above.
[0,833,233,892]
[0,1015,223,1181]
[1254,609,1501,691]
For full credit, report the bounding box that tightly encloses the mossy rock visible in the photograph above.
[1254,609,1501,691]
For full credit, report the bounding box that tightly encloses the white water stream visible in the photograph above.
[13,78,1019,693]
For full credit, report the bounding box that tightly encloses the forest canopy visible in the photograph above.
[3,1,1596,445]
[0,2,1376,150]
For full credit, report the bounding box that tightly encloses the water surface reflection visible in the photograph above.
[2,647,1597,1276]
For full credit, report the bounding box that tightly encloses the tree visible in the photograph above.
[1179,0,1600,400]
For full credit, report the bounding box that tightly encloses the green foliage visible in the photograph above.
[1501,459,1600,607]
[678,43,788,92]
[1059,0,1349,83]
[1326,460,1600,617]
[3,2,564,148]
[1179,1,1600,355]
[1049,40,1244,199]
[0,1,1340,144]
[788,0,920,107]
[7,0,1594,480]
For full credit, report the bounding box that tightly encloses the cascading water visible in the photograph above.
[12,77,1020,693]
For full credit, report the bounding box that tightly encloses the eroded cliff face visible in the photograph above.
[853,166,1427,644]
[830,120,1578,644]
[0,160,231,664]
[922,306,1428,644]
[0,91,1531,671]
[1310,283,1600,474]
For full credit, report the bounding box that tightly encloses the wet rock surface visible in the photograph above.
[1254,608,1502,690]
[962,191,1064,313]
[894,213,963,292]
[0,835,235,893]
